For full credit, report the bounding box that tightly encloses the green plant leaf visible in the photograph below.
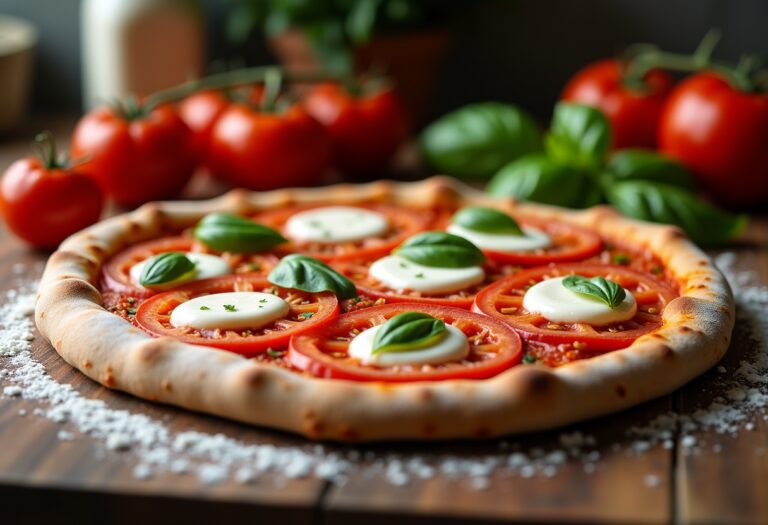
[562,275,626,308]
[452,206,523,235]
[194,213,286,253]
[267,254,358,299]
[139,252,196,287]
[605,181,747,246]
[605,149,696,190]
[545,102,611,170]
[346,0,381,43]
[395,232,486,268]
[487,154,603,208]
[372,312,446,354]
[420,102,542,180]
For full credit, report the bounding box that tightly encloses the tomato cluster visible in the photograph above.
[100,205,678,381]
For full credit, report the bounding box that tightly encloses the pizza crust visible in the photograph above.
[35,177,735,441]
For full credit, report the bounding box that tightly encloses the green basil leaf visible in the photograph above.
[395,231,486,268]
[452,206,523,235]
[605,181,747,246]
[545,102,610,170]
[605,149,696,190]
[139,252,196,287]
[346,0,381,43]
[267,254,358,299]
[372,312,446,354]
[562,275,626,308]
[487,154,603,208]
[420,102,542,180]
[194,213,286,253]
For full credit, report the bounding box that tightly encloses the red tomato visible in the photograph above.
[303,83,408,177]
[207,103,331,190]
[658,72,768,208]
[473,263,677,356]
[288,302,522,382]
[253,203,431,262]
[71,104,196,207]
[135,275,339,356]
[561,59,674,149]
[0,145,103,249]
[100,235,280,298]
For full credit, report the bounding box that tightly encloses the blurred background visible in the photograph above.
[2,0,767,125]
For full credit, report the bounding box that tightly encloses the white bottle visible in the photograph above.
[81,0,204,110]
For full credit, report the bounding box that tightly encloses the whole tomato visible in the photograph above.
[561,59,674,149]
[659,72,768,208]
[0,133,103,248]
[207,103,331,190]
[71,103,196,207]
[303,83,408,177]
[178,86,264,169]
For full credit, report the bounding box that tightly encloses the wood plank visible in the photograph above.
[676,219,768,525]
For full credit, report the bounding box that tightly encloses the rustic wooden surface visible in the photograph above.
[0,117,767,524]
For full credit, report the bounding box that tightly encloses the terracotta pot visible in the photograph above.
[269,28,451,128]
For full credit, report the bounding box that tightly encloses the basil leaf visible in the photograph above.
[562,275,626,308]
[545,102,610,170]
[139,252,196,287]
[420,102,542,180]
[194,213,286,253]
[267,254,358,299]
[605,181,747,246]
[372,312,446,354]
[605,149,696,190]
[452,206,523,235]
[487,154,603,208]
[395,232,486,268]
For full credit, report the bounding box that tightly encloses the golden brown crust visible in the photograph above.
[35,177,734,441]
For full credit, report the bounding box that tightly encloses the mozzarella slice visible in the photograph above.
[130,252,231,289]
[348,324,469,367]
[170,292,289,330]
[523,276,637,326]
[369,255,485,294]
[285,206,389,243]
[446,223,552,253]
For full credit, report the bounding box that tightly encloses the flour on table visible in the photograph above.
[1,251,766,490]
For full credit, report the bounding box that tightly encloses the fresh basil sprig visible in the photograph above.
[139,252,196,287]
[395,232,486,268]
[420,102,542,180]
[267,254,358,299]
[605,181,747,246]
[545,103,611,170]
[562,275,626,308]
[194,213,286,253]
[372,312,447,354]
[452,206,523,235]
[605,149,696,190]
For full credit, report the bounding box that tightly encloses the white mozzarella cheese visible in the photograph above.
[348,324,469,367]
[130,252,231,289]
[285,206,389,243]
[446,223,552,253]
[170,292,289,330]
[523,276,637,326]
[368,255,485,294]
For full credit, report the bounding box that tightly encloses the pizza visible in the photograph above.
[35,177,735,441]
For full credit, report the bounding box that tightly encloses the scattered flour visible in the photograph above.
[0,251,766,489]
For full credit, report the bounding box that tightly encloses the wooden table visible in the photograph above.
[1,117,767,524]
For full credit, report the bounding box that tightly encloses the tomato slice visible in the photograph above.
[100,236,279,298]
[252,203,431,262]
[288,302,522,382]
[473,263,678,358]
[134,275,339,356]
[332,259,517,309]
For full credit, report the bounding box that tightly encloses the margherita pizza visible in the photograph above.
[35,178,734,441]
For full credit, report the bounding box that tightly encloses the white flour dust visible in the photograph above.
[1,252,767,489]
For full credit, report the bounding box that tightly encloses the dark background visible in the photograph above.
[2,0,767,122]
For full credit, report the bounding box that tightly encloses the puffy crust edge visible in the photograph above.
[35,177,734,441]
